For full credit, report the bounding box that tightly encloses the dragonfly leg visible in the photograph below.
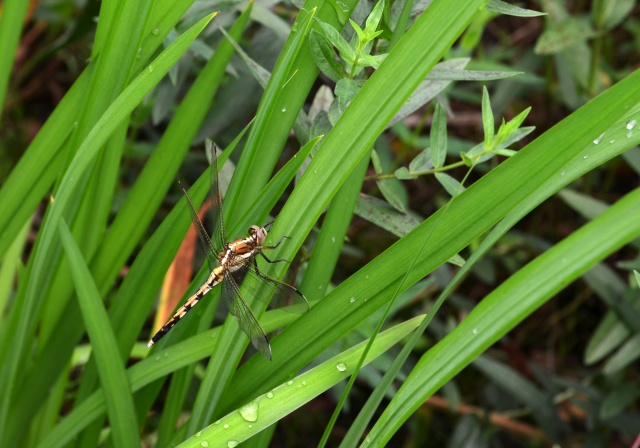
[261,235,291,250]
[258,250,291,264]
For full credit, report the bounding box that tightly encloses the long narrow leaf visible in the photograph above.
[0,12,216,441]
[366,186,640,445]
[0,0,29,123]
[177,316,424,447]
[58,220,140,448]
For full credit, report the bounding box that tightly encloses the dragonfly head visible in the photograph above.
[249,225,268,245]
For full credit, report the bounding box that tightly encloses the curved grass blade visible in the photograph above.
[58,220,140,448]
[0,12,217,441]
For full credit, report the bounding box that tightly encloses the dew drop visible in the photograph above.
[228,441,239,448]
[365,275,369,280]
[281,107,287,113]
[148,65,154,73]
[609,139,616,144]
[154,355,161,361]
[313,169,318,174]
[331,236,336,243]
[152,28,160,35]
[336,362,347,372]
[248,424,253,428]
[266,391,274,399]
[626,119,637,130]
[302,381,307,386]
[583,155,588,159]
[627,131,634,139]
[349,297,355,303]
[472,328,478,335]
[238,400,259,422]
[560,170,565,176]
[287,380,294,386]
[593,133,605,144]
[201,442,209,447]
[195,431,202,437]
[223,424,229,429]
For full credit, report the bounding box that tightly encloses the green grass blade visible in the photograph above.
[233,136,322,237]
[216,0,488,413]
[366,186,640,445]
[58,220,140,448]
[12,136,244,445]
[300,148,371,301]
[219,65,640,415]
[91,6,251,298]
[175,316,424,448]
[70,0,154,152]
[36,311,301,448]
[0,12,216,442]
[184,11,319,435]
[0,217,30,328]
[0,0,195,260]
[223,0,354,223]
[0,0,29,123]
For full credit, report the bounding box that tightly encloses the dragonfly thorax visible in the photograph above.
[248,225,268,246]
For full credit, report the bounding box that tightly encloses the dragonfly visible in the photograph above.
[147,148,308,360]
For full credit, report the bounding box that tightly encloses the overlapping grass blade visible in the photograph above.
[218,0,489,414]
[58,220,140,448]
[0,12,216,443]
[176,316,424,448]
[0,0,29,123]
[184,9,318,435]
[366,186,640,445]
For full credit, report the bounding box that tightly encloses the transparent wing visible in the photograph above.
[221,270,272,360]
[180,183,219,271]
[207,144,227,253]
[232,258,309,314]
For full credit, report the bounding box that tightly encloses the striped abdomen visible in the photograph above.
[147,267,224,347]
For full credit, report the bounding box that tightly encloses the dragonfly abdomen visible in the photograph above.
[147,268,224,348]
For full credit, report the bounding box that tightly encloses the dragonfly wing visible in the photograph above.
[221,269,272,360]
[180,184,219,271]
[235,259,309,314]
[207,144,227,254]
